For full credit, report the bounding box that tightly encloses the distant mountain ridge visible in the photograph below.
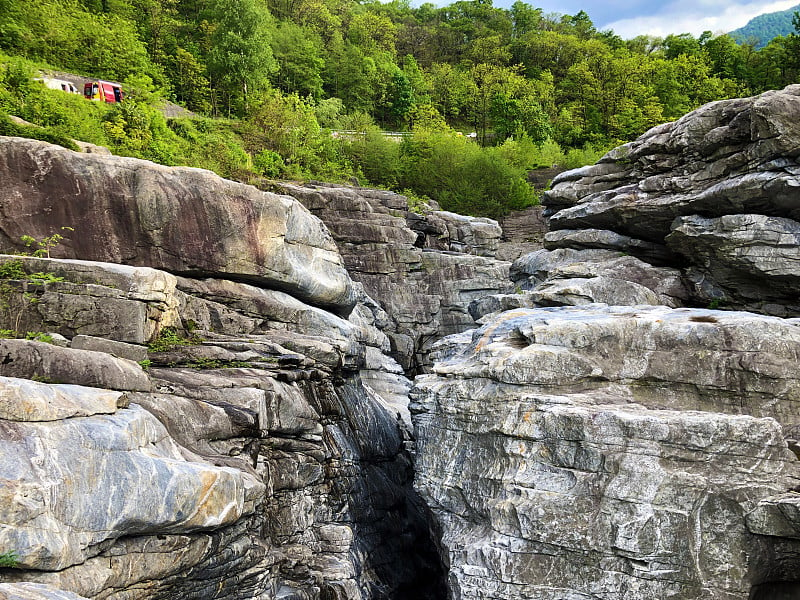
[730,3,800,48]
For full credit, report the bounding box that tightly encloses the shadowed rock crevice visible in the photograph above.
[276,182,513,375]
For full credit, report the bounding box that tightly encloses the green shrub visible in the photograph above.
[560,142,611,170]
[25,331,53,343]
[253,149,286,178]
[343,127,402,188]
[0,550,17,568]
[396,129,536,219]
[0,111,79,151]
[148,327,201,353]
[0,260,27,280]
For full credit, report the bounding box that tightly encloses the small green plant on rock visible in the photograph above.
[0,261,64,284]
[25,331,53,344]
[20,227,74,259]
[0,550,18,567]
[0,260,27,280]
[28,272,64,284]
[148,327,202,352]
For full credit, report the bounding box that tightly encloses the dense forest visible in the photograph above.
[731,3,800,48]
[1,0,800,217]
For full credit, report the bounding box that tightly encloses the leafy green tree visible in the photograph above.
[205,0,277,116]
[703,34,746,81]
[244,91,349,179]
[387,70,414,126]
[663,33,700,58]
[344,125,403,187]
[650,53,728,119]
[427,62,471,122]
[510,0,541,38]
[489,90,550,143]
[565,10,595,40]
[398,129,535,218]
[270,22,325,98]
[171,47,211,113]
[347,10,397,53]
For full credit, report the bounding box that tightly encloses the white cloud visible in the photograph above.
[603,0,800,38]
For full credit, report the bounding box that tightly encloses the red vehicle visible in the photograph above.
[83,81,123,103]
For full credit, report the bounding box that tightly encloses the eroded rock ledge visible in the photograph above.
[483,85,800,318]
[277,183,513,373]
[413,85,800,600]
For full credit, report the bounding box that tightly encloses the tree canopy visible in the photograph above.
[2,0,800,217]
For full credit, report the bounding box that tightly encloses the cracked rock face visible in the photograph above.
[0,254,444,600]
[528,85,800,315]
[412,305,800,600]
[0,140,445,600]
[278,183,513,373]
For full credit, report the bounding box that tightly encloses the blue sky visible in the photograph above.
[497,0,800,38]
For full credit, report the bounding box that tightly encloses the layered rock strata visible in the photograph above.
[413,305,800,600]
[0,138,444,599]
[533,85,800,316]
[0,137,356,314]
[278,183,513,373]
[0,258,442,600]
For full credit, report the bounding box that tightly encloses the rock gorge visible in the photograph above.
[0,85,800,600]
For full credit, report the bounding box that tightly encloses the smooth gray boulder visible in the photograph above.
[545,228,672,264]
[0,137,357,315]
[0,584,89,600]
[0,399,264,571]
[747,493,800,539]
[511,248,689,308]
[429,210,502,257]
[0,255,180,345]
[666,214,800,314]
[0,376,126,421]
[0,339,150,392]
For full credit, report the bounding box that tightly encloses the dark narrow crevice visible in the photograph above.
[750,581,800,599]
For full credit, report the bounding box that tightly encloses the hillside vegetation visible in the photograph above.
[730,3,800,48]
[1,0,800,217]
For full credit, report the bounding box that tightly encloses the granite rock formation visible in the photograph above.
[413,85,800,600]
[496,205,548,262]
[536,84,800,316]
[413,305,800,599]
[277,183,513,373]
[0,137,356,314]
[0,138,444,599]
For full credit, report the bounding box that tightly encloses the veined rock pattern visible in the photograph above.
[3,84,800,600]
[0,139,444,599]
[413,85,800,600]
[277,183,513,373]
